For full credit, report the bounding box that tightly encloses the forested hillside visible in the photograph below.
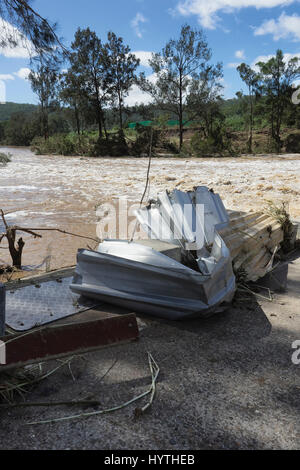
[0,25,299,156]
[0,102,37,122]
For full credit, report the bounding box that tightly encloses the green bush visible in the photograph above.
[31,134,97,156]
[190,128,236,157]
[178,142,193,158]
[90,131,129,157]
[130,125,161,156]
[225,115,244,131]
[0,152,11,166]
[285,133,300,153]
[161,139,179,154]
[31,135,76,155]
[4,112,41,146]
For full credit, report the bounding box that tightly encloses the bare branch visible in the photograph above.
[0,210,8,229]
[12,227,42,239]
[14,227,99,243]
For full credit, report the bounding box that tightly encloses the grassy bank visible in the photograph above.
[29,127,300,158]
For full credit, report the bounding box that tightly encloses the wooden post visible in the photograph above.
[0,283,5,337]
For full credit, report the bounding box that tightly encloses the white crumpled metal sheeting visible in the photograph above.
[70,187,236,320]
[136,187,229,250]
[70,242,235,320]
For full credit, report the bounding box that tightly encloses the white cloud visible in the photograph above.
[254,12,300,41]
[14,67,31,80]
[235,49,245,59]
[251,54,274,69]
[0,19,35,58]
[131,12,147,38]
[125,73,157,106]
[174,0,297,29]
[125,84,153,106]
[219,77,231,96]
[0,74,14,80]
[251,51,300,71]
[227,50,246,67]
[132,51,153,67]
[227,62,241,68]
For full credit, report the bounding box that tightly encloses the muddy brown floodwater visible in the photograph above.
[0,146,299,272]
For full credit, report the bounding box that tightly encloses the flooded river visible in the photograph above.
[0,146,299,271]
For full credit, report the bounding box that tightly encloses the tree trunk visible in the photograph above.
[97,107,102,137]
[119,103,123,131]
[248,87,253,154]
[6,229,25,269]
[118,89,123,130]
[102,112,108,140]
[179,119,183,149]
[276,63,281,153]
[74,104,80,136]
[179,86,183,150]
[271,102,275,151]
[41,103,49,141]
[179,71,183,150]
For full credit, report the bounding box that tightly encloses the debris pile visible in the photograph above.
[71,187,236,320]
[70,186,296,319]
[219,210,284,282]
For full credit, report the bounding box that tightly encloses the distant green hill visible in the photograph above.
[0,102,37,122]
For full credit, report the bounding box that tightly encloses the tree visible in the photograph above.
[237,63,259,153]
[186,62,223,137]
[59,70,84,136]
[29,56,59,140]
[0,122,6,143]
[256,50,300,153]
[69,28,111,137]
[139,24,220,149]
[0,0,62,56]
[4,111,40,145]
[105,32,140,131]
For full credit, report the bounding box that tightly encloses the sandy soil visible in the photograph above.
[0,147,299,272]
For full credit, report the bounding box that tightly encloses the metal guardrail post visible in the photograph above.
[0,283,5,337]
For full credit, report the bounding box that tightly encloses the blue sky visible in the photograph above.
[1,0,300,104]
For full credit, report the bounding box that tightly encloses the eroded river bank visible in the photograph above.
[1,146,299,270]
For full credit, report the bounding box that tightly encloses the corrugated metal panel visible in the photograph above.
[71,188,236,320]
[219,211,284,282]
[136,187,229,250]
